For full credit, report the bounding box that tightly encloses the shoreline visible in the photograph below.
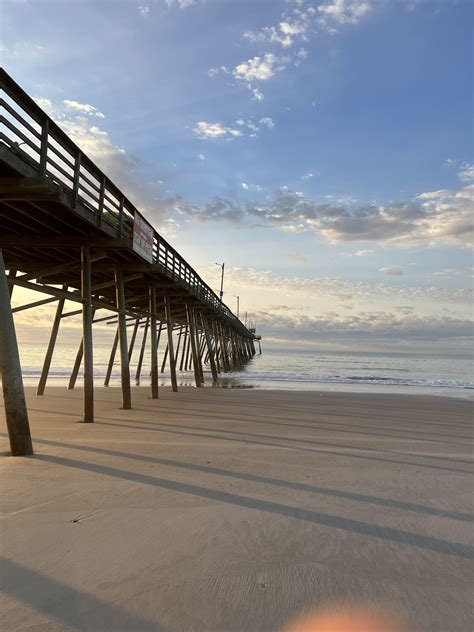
[1,386,473,631]
[14,374,474,400]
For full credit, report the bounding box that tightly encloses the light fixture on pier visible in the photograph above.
[215,261,224,302]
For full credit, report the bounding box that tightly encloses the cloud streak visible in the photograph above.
[176,186,474,248]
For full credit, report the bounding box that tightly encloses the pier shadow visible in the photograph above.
[99,416,474,467]
[95,420,474,475]
[131,404,472,446]
[163,392,474,427]
[0,557,167,631]
[21,435,474,523]
[35,453,474,559]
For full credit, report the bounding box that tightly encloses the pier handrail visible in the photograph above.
[0,68,248,334]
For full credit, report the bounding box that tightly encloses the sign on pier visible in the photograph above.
[132,213,154,263]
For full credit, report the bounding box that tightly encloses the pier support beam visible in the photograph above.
[128,318,140,361]
[135,317,149,385]
[82,245,94,423]
[0,250,33,456]
[186,304,201,388]
[37,287,66,396]
[202,314,218,383]
[149,287,158,399]
[115,269,131,409]
[165,296,178,392]
[104,327,119,387]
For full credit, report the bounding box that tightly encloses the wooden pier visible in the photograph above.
[0,69,258,455]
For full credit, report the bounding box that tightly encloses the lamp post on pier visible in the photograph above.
[215,261,224,302]
[234,295,240,318]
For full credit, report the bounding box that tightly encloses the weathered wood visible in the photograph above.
[195,314,205,385]
[12,296,58,313]
[115,269,131,409]
[186,304,201,388]
[165,296,178,392]
[82,245,94,422]
[128,319,140,361]
[8,269,16,298]
[201,314,218,382]
[135,317,149,385]
[175,325,184,364]
[36,286,66,396]
[0,249,33,455]
[179,328,188,371]
[160,344,169,373]
[149,288,158,398]
[104,328,119,387]
[69,339,83,390]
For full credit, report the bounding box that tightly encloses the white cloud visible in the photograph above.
[197,153,205,160]
[458,163,474,182]
[259,116,274,128]
[233,54,286,82]
[208,65,230,78]
[301,172,315,180]
[355,249,374,256]
[193,121,243,139]
[138,4,150,16]
[63,99,105,118]
[244,17,309,48]
[318,0,372,30]
[241,182,262,192]
[379,266,403,276]
[33,97,53,112]
[251,87,265,101]
[165,0,195,8]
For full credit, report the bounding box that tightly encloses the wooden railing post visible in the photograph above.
[72,152,81,208]
[97,176,105,226]
[39,118,49,174]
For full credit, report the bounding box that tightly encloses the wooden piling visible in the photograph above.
[179,327,188,371]
[165,296,178,392]
[149,287,158,399]
[161,344,168,373]
[8,269,16,298]
[0,250,33,456]
[104,327,119,387]
[37,286,66,396]
[128,318,140,361]
[135,317,149,384]
[175,325,183,364]
[115,269,131,409]
[201,313,218,382]
[186,304,201,387]
[81,245,94,422]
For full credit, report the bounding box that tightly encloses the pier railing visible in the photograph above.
[0,68,244,330]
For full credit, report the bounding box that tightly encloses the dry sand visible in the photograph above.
[0,386,473,632]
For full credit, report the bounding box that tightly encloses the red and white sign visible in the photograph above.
[132,213,154,263]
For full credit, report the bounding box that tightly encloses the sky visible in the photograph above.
[1,0,473,353]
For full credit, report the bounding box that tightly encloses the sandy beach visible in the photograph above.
[0,386,473,631]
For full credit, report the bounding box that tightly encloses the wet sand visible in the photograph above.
[1,386,473,631]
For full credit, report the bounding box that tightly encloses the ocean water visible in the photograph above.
[15,341,474,399]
